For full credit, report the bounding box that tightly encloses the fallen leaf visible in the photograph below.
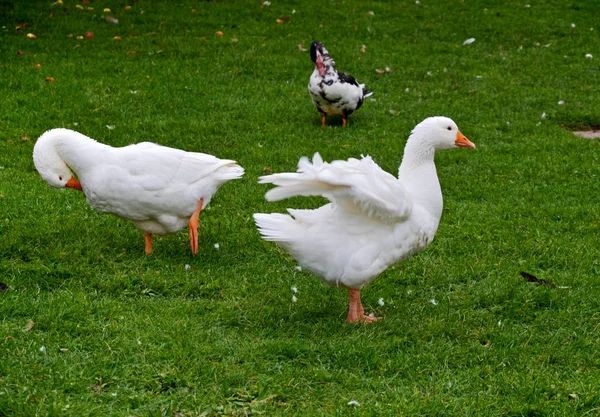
[84,31,94,38]
[262,167,272,172]
[76,36,84,40]
[124,5,131,11]
[360,44,366,53]
[128,50,136,55]
[67,33,73,38]
[23,320,35,332]
[276,17,290,24]
[215,31,224,36]
[113,36,121,41]
[520,271,557,288]
[35,63,41,67]
[26,33,36,39]
[90,378,104,392]
[45,77,55,82]
[103,8,111,13]
[105,16,119,24]
[17,50,24,55]
[76,4,84,10]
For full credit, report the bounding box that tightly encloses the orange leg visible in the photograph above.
[347,288,378,323]
[144,233,153,255]
[321,113,327,127]
[342,115,348,128]
[188,198,204,255]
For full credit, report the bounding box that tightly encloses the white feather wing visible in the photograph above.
[259,153,412,224]
[117,142,242,192]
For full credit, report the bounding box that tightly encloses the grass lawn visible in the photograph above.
[1,0,600,415]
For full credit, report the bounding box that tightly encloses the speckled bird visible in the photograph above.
[308,41,373,127]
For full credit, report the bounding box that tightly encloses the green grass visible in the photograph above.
[1,0,600,415]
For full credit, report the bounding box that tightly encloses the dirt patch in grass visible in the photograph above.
[572,130,600,139]
[560,121,600,139]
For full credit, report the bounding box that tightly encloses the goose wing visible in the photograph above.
[259,153,411,223]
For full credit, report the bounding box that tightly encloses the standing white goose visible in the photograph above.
[308,40,372,127]
[33,128,244,254]
[254,117,475,323]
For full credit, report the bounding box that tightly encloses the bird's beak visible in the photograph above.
[65,176,83,191]
[455,131,476,149]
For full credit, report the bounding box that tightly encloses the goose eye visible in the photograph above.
[59,176,63,181]
[447,126,452,131]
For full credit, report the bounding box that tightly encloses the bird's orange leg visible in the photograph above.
[321,113,327,127]
[347,288,378,323]
[342,115,348,128]
[144,233,153,255]
[188,198,204,255]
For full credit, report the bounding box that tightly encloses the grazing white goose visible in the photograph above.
[254,117,475,323]
[33,128,244,254]
[308,40,372,127]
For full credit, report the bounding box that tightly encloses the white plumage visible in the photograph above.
[254,116,475,322]
[33,128,244,254]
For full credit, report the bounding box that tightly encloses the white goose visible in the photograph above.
[33,128,244,254]
[254,117,475,323]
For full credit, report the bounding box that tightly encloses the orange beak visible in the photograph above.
[455,131,476,149]
[65,176,83,191]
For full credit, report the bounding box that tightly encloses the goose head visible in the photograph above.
[411,116,475,151]
[33,129,83,191]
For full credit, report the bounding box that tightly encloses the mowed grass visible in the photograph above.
[1,0,600,415]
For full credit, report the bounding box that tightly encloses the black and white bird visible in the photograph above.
[308,40,373,128]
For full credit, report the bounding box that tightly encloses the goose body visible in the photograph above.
[254,117,475,322]
[308,41,372,127]
[33,128,244,254]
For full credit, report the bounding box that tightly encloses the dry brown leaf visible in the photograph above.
[215,31,224,36]
[262,167,272,172]
[23,320,35,332]
[45,77,55,82]
[17,50,24,55]
[26,33,36,39]
[124,5,131,11]
[113,36,121,41]
[276,17,290,24]
[84,31,94,38]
